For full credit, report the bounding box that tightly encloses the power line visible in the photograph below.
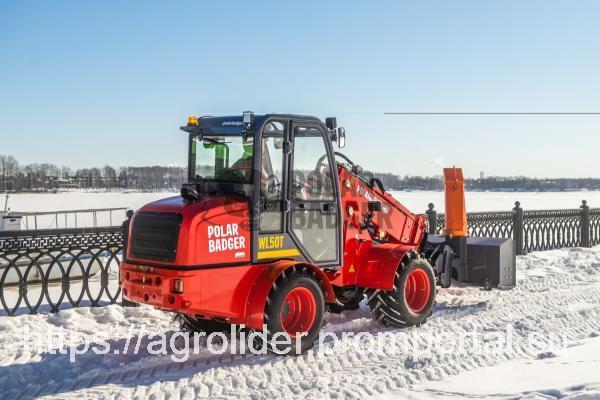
[384,112,600,115]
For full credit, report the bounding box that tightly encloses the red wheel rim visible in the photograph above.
[280,287,317,338]
[404,268,431,313]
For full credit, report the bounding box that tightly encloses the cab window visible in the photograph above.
[291,126,334,201]
[190,135,253,183]
[259,121,285,232]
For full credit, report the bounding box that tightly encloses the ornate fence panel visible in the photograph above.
[429,211,513,239]
[522,209,582,252]
[468,211,514,239]
[0,227,123,316]
[591,208,600,247]
[434,215,445,235]
[425,201,598,255]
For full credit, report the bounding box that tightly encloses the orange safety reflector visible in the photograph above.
[443,167,467,237]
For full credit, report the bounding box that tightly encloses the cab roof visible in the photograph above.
[181,114,323,136]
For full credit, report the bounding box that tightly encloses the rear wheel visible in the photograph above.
[263,266,325,354]
[366,256,436,327]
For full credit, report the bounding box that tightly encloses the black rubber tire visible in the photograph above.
[366,256,436,327]
[263,266,325,355]
[175,313,230,333]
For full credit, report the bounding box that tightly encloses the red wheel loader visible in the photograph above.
[120,112,516,353]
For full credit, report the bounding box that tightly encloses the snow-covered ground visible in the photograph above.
[1,246,599,399]
[4,190,599,229]
[410,336,600,399]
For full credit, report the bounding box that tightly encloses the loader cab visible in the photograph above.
[181,113,343,268]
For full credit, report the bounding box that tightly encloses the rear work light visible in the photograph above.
[172,279,184,294]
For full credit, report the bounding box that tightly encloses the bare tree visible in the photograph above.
[118,167,129,188]
[60,165,73,179]
[0,155,19,190]
[90,167,102,188]
[0,155,5,190]
[102,165,117,188]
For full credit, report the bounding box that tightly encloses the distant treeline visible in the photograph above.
[361,171,600,192]
[0,155,186,191]
[1,154,599,192]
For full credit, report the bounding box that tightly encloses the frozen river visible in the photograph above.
[389,190,599,213]
[3,190,599,228]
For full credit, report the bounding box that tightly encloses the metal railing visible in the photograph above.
[2,200,600,316]
[426,200,600,255]
[17,207,128,230]
[0,227,123,315]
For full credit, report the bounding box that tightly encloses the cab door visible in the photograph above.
[287,122,341,266]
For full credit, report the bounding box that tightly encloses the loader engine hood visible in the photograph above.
[127,195,251,267]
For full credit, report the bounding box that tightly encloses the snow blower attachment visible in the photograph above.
[424,167,516,291]
[120,113,516,354]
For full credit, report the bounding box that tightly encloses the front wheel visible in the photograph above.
[366,257,436,327]
[263,266,325,354]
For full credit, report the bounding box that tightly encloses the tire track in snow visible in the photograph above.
[4,248,600,399]
[36,281,600,399]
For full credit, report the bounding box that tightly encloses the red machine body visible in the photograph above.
[121,163,425,329]
[121,113,513,350]
[331,166,427,290]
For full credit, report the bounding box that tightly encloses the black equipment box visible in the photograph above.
[425,235,516,290]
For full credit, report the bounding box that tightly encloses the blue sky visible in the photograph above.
[1,1,599,178]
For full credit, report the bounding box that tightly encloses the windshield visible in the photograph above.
[190,135,253,183]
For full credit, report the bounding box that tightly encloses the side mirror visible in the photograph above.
[337,127,346,148]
